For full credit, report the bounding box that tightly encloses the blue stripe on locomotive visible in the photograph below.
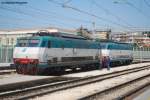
[16,36,132,50]
[101,42,133,50]
[40,36,101,49]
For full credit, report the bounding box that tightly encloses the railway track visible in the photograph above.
[0,66,15,70]
[0,62,141,76]
[79,72,150,100]
[0,65,16,75]
[0,70,16,75]
[0,64,150,100]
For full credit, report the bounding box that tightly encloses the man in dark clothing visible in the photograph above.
[102,56,107,69]
[106,56,110,70]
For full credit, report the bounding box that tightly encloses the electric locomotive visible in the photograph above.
[13,32,101,75]
[100,40,133,66]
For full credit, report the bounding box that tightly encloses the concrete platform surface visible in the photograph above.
[0,63,11,67]
[63,62,150,78]
[0,62,150,87]
[133,89,150,100]
[0,74,53,86]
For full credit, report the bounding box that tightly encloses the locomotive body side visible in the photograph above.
[101,42,133,66]
[13,36,101,75]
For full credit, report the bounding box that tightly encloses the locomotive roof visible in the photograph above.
[28,32,87,40]
[96,39,132,45]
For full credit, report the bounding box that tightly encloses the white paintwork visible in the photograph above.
[42,48,101,62]
[13,47,101,63]
[13,47,40,59]
[101,49,133,60]
[13,45,134,64]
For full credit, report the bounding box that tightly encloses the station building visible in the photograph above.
[111,31,150,47]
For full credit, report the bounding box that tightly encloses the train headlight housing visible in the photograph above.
[13,58,39,64]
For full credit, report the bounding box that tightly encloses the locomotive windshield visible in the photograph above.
[16,39,40,47]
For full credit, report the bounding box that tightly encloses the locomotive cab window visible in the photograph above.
[28,39,40,47]
[16,39,28,47]
[16,39,40,47]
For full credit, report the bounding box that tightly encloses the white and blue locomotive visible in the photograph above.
[100,40,133,66]
[13,32,133,75]
[13,32,101,75]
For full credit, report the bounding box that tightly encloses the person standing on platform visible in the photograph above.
[106,56,110,70]
[102,56,107,69]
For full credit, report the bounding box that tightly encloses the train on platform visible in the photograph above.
[13,31,133,75]
[100,40,133,67]
[13,32,101,75]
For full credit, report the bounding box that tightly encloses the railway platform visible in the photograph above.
[0,63,11,67]
[0,74,53,86]
[0,62,150,99]
[0,63,15,70]
[133,88,150,100]
[0,62,150,87]
[34,62,150,100]
[63,62,150,78]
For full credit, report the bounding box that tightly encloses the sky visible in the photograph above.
[0,0,150,32]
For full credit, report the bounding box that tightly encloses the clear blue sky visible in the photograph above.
[0,0,150,31]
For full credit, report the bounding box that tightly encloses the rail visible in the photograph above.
[79,73,150,100]
[0,64,150,99]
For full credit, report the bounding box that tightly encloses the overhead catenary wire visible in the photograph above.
[92,0,134,27]
[0,6,51,24]
[124,1,150,20]
[143,0,150,8]
[49,0,133,31]
[19,1,115,30]
[0,2,88,29]
[0,3,99,29]
[1,0,149,31]
[22,5,107,29]
[0,7,51,29]
[23,4,94,24]
[0,6,78,29]
[63,0,72,5]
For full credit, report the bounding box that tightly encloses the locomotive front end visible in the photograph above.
[13,37,41,75]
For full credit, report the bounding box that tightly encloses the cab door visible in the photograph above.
[39,40,48,63]
[43,40,51,64]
